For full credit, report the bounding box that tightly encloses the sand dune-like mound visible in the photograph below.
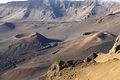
[9,33,61,54]
[14,32,46,42]
[14,32,62,43]
[59,31,116,54]
[0,32,62,73]
[52,31,116,61]
[0,22,15,32]
[2,67,41,80]
[80,31,116,47]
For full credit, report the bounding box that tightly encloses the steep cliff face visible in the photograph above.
[0,1,28,21]
[0,0,98,21]
[22,0,89,21]
[0,0,120,21]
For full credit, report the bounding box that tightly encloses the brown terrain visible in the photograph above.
[39,34,120,80]
[0,0,120,80]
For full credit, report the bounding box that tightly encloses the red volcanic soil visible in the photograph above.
[60,32,115,53]
[2,67,41,80]
[14,32,51,43]
[14,32,40,42]
[79,31,116,47]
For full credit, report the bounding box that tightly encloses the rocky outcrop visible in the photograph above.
[40,56,98,80]
[109,35,120,54]
[44,53,99,80]
[84,52,98,62]
[40,59,120,80]
[41,60,84,80]
[39,34,120,80]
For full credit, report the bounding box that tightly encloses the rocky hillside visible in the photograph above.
[39,34,120,80]
[0,0,120,21]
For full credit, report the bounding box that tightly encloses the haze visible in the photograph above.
[0,0,27,3]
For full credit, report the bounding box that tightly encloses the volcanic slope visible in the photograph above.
[0,32,62,74]
[52,31,116,60]
[39,34,120,80]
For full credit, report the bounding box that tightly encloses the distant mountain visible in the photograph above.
[0,0,120,21]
